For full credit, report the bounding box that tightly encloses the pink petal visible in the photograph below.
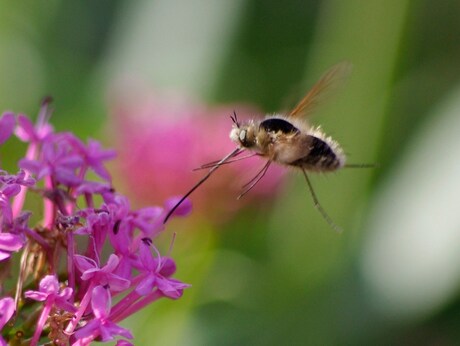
[0,233,24,252]
[156,279,181,299]
[74,255,97,272]
[0,297,15,328]
[139,244,156,271]
[91,163,112,182]
[0,251,12,261]
[55,298,77,313]
[159,257,176,277]
[102,254,120,273]
[59,287,74,300]
[0,199,13,224]
[38,275,59,294]
[87,139,117,161]
[73,319,101,340]
[138,206,163,219]
[60,155,84,168]
[55,168,82,186]
[114,258,132,281]
[0,112,15,145]
[80,268,99,281]
[24,290,48,301]
[91,285,110,319]
[157,278,190,299]
[109,224,131,253]
[135,275,156,296]
[107,275,130,292]
[103,321,133,340]
[2,184,21,198]
[15,114,36,142]
[99,325,115,342]
[18,158,45,175]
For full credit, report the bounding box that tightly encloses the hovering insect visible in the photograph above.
[163,62,370,231]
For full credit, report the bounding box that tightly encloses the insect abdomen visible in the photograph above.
[291,136,344,171]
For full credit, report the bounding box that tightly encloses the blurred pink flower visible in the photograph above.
[110,93,285,222]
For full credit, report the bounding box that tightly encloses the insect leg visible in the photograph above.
[193,152,260,171]
[302,169,342,233]
[163,147,242,223]
[237,160,272,199]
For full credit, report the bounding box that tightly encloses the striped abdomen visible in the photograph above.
[290,135,344,171]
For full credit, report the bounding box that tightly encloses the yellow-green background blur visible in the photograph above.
[2,1,460,345]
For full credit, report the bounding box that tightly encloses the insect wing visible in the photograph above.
[288,62,352,118]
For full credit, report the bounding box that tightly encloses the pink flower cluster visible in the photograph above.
[0,99,190,345]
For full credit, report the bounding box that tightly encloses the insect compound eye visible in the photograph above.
[239,130,246,143]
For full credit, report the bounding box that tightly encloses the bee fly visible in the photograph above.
[164,62,372,231]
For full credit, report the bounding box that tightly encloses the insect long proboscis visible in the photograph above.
[163,148,242,223]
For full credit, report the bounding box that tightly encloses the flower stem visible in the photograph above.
[30,299,53,346]
[22,227,50,251]
[65,281,95,334]
[42,176,56,229]
[12,144,37,217]
[113,290,163,323]
[109,288,141,321]
[67,230,76,297]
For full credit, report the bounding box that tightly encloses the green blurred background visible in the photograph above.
[2,0,460,345]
